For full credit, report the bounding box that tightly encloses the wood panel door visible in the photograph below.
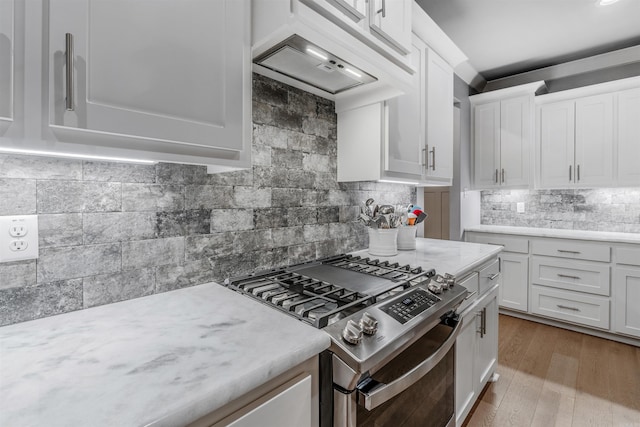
[424,187,450,240]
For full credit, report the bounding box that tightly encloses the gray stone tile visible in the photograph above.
[254,208,288,229]
[318,206,340,223]
[0,178,36,215]
[253,167,274,188]
[314,172,340,190]
[156,260,216,293]
[233,187,271,208]
[156,210,211,237]
[288,91,317,118]
[122,183,184,212]
[185,185,234,209]
[185,233,235,261]
[272,107,303,132]
[37,181,121,213]
[234,229,273,253]
[211,209,254,232]
[329,223,352,239]
[252,145,272,167]
[156,163,200,184]
[84,212,156,244]
[83,268,155,308]
[287,131,316,152]
[302,117,332,138]
[0,154,82,180]
[271,227,304,248]
[303,224,329,243]
[37,244,121,283]
[38,213,83,248]
[0,279,83,326]
[340,206,359,223]
[272,188,320,207]
[83,161,156,183]
[252,124,288,148]
[205,169,254,187]
[253,75,289,107]
[0,260,36,289]
[316,239,342,259]
[287,207,318,226]
[272,148,303,169]
[121,237,184,270]
[287,243,317,265]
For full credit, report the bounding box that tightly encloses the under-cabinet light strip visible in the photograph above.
[378,179,419,185]
[0,147,157,164]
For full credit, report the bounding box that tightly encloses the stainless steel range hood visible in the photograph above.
[253,35,377,95]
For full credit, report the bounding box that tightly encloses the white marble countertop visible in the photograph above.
[465,225,640,244]
[0,283,331,427]
[351,238,503,278]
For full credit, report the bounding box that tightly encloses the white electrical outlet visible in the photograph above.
[0,215,39,263]
[516,202,525,213]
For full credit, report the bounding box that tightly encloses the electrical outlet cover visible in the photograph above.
[0,215,39,263]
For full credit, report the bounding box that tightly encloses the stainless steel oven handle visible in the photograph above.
[356,318,463,411]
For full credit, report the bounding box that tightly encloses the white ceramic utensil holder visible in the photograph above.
[397,225,417,250]
[368,228,398,256]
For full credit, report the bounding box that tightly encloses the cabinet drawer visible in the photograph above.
[531,256,610,296]
[616,246,640,266]
[457,272,479,313]
[530,285,610,330]
[466,233,529,254]
[478,259,500,295]
[531,239,610,262]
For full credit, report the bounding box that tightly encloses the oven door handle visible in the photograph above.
[356,317,463,411]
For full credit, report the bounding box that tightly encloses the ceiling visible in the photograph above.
[416,0,640,82]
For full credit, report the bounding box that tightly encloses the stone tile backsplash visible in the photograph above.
[481,188,640,233]
[0,74,415,326]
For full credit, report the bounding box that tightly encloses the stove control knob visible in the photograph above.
[360,312,378,335]
[342,319,363,345]
[428,282,443,294]
[444,273,455,289]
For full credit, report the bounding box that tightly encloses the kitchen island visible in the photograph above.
[0,238,500,427]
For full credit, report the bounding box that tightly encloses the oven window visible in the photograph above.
[356,328,455,427]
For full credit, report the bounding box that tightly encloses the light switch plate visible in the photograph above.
[0,215,39,263]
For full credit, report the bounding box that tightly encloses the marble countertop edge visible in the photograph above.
[465,225,640,244]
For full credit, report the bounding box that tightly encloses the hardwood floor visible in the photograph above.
[463,315,640,427]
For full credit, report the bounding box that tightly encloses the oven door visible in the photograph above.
[334,317,462,427]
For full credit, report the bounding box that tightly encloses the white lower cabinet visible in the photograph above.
[455,281,499,427]
[217,375,312,427]
[614,264,640,339]
[499,253,528,312]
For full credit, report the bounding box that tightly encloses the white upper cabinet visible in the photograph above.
[539,93,613,188]
[0,0,14,135]
[43,0,250,169]
[539,100,576,188]
[536,76,640,189]
[368,0,412,54]
[424,48,453,183]
[471,82,542,190]
[325,0,368,23]
[617,87,640,186]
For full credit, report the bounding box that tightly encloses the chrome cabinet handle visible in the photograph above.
[430,146,436,170]
[557,249,581,254]
[501,168,505,184]
[557,304,580,312]
[464,290,477,300]
[569,165,572,182]
[376,0,386,17]
[495,169,499,184]
[357,318,463,410]
[557,273,581,280]
[488,273,500,281]
[65,33,74,111]
[577,164,581,181]
[482,307,487,336]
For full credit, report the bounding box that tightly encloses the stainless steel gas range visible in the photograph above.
[225,254,468,427]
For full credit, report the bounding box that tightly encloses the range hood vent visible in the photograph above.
[254,35,377,95]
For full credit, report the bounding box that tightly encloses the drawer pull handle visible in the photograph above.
[557,274,581,280]
[65,33,74,111]
[557,304,580,312]
[557,250,581,254]
[487,243,505,247]
[488,273,500,281]
[464,290,477,300]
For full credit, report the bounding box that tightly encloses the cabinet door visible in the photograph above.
[48,0,248,157]
[425,48,453,183]
[455,307,478,427]
[499,253,529,312]
[368,0,411,54]
[613,266,640,338]
[539,100,575,188]
[326,0,367,22]
[500,96,530,187]
[0,0,14,135]
[617,87,640,186]
[473,102,500,189]
[218,375,312,427]
[476,294,498,387]
[385,36,424,178]
[575,93,614,186]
